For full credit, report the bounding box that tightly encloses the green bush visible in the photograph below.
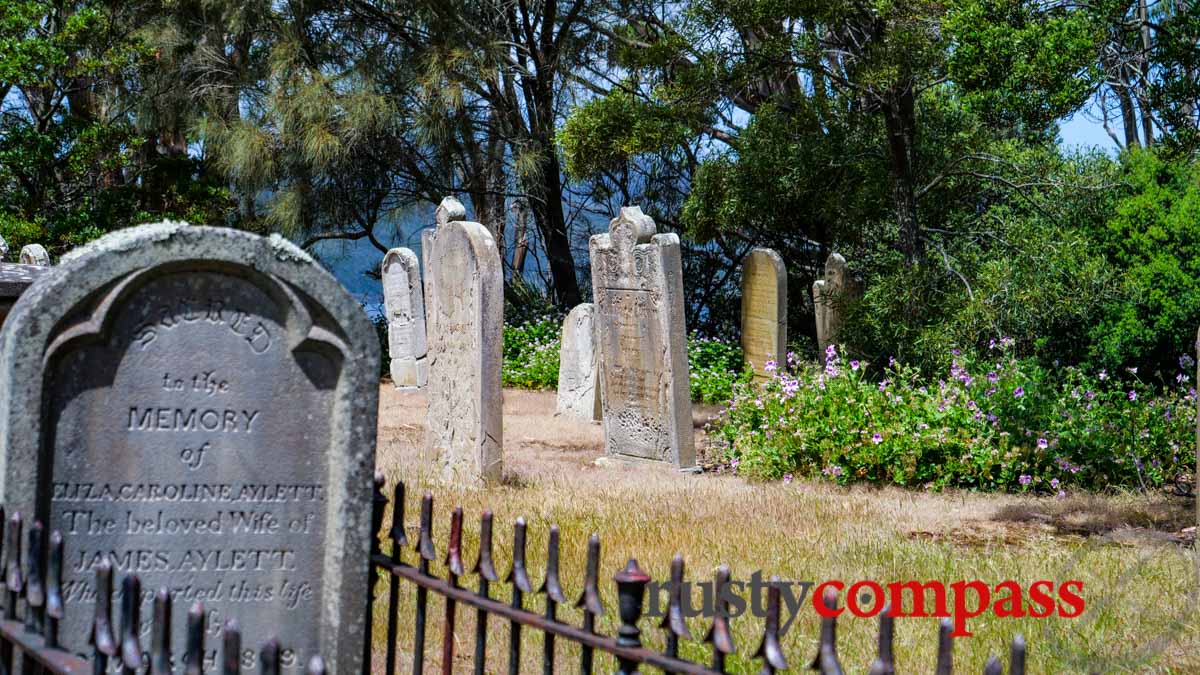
[688,334,745,403]
[502,314,562,389]
[714,343,1193,493]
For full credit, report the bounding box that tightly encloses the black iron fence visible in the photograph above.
[0,509,324,675]
[366,476,1029,675]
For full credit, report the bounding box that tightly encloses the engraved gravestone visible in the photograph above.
[421,196,467,341]
[425,219,503,484]
[0,222,380,671]
[19,244,49,266]
[741,248,787,380]
[812,252,858,353]
[556,303,601,421]
[590,206,694,468]
[381,247,428,388]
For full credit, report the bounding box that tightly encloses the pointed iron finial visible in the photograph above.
[576,534,603,616]
[24,520,45,634]
[151,589,172,675]
[538,525,566,603]
[45,530,63,648]
[185,602,206,675]
[120,574,145,671]
[472,511,498,581]
[753,576,787,673]
[445,507,465,578]
[389,482,408,547]
[223,619,242,675]
[506,518,532,593]
[416,492,435,562]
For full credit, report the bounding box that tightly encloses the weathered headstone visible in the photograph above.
[590,206,695,468]
[556,303,601,421]
[421,196,467,340]
[19,243,49,266]
[812,252,858,353]
[0,263,51,327]
[0,235,9,260]
[381,247,428,388]
[0,222,380,671]
[425,219,503,484]
[740,248,787,379]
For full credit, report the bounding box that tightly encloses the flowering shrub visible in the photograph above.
[502,314,562,389]
[714,342,1195,493]
[688,334,745,403]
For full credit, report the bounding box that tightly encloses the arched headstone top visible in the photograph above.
[18,244,49,266]
[435,196,467,228]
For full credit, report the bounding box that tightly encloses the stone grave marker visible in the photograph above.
[0,221,380,671]
[590,206,694,468]
[740,248,787,379]
[19,244,49,266]
[381,247,428,388]
[812,252,858,353]
[0,235,8,260]
[425,219,503,484]
[556,303,601,421]
[421,196,467,340]
[0,263,51,327]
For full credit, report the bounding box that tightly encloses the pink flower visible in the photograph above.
[1037,437,1048,449]
[1013,387,1025,398]
[764,360,778,374]
[1018,474,1032,485]
[1050,478,1060,489]
[850,360,860,371]
[872,433,883,444]
[1128,390,1137,401]
[783,473,793,484]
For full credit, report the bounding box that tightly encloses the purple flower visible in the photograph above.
[1056,490,1066,499]
[1037,437,1048,450]
[783,473,793,484]
[1050,478,1060,489]
[1128,390,1137,401]
[1013,386,1025,398]
[822,465,843,478]
[1018,474,1032,486]
[872,433,883,444]
[1098,370,1108,381]
[764,359,778,374]
[987,371,999,383]
[1127,367,1138,375]
[850,360,861,371]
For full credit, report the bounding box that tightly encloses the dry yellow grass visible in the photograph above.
[370,387,1200,673]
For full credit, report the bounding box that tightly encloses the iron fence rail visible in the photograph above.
[366,476,1029,675]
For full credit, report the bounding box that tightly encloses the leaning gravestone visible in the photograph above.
[421,196,467,341]
[19,243,49,266]
[0,222,379,671]
[381,247,428,388]
[425,219,503,484]
[740,248,787,380]
[812,252,857,353]
[590,206,695,468]
[556,303,601,421]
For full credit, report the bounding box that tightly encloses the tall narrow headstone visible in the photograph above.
[0,222,380,671]
[556,303,601,421]
[425,219,503,484]
[741,248,787,379]
[421,196,467,340]
[19,244,49,266]
[812,252,857,353]
[381,247,428,388]
[590,206,694,468]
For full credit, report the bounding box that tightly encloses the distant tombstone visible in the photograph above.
[812,252,858,353]
[421,196,467,339]
[0,235,8,260]
[590,206,694,468]
[0,263,51,327]
[0,221,380,671]
[381,247,428,388]
[425,219,503,484]
[556,303,601,421]
[19,244,49,266]
[740,248,787,379]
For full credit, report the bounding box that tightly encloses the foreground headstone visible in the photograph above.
[421,196,467,340]
[425,219,503,484]
[381,247,428,388]
[0,263,51,327]
[590,206,694,468]
[0,222,380,671]
[812,252,858,353]
[741,248,787,379]
[19,244,49,266]
[556,303,601,420]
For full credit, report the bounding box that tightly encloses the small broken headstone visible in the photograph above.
[381,247,428,388]
[812,252,858,354]
[590,206,694,468]
[19,243,49,266]
[740,248,787,379]
[0,221,380,671]
[556,303,601,421]
[425,218,503,484]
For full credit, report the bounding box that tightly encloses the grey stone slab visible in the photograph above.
[590,206,694,468]
[0,263,52,327]
[424,219,503,484]
[556,303,601,421]
[381,247,428,388]
[812,252,857,354]
[0,221,380,671]
[741,248,787,379]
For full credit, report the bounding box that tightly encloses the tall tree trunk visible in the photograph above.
[529,150,582,307]
[1137,0,1155,146]
[1115,77,1142,148]
[511,198,530,276]
[881,87,921,263]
